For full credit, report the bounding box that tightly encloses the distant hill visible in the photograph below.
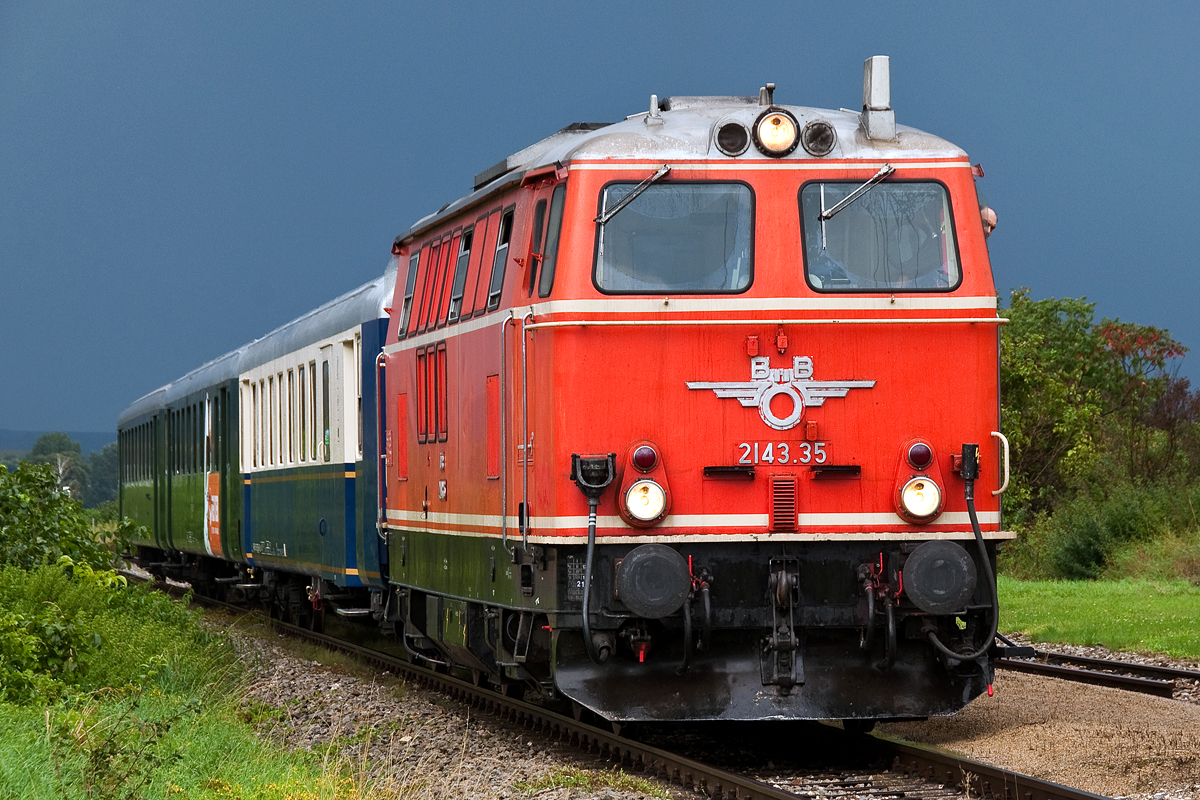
[0,429,116,455]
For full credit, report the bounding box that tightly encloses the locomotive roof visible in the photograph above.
[118,258,397,428]
[397,94,968,244]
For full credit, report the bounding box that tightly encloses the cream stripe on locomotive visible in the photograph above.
[382,295,1002,356]
[385,508,1004,533]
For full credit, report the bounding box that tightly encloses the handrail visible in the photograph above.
[991,430,1010,496]
[500,312,515,554]
[521,310,534,551]
[375,351,387,541]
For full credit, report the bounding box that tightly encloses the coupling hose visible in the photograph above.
[925,444,999,662]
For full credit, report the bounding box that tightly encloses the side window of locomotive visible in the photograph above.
[434,232,459,328]
[799,181,961,292]
[527,199,547,297]
[447,227,473,323]
[469,210,497,317]
[408,244,433,336]
[538,183,567,298]
[419,240,452,332]
[486,208,515,311]
[398,252,420,337]
[593,182,753,294]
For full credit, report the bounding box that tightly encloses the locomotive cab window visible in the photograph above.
[799,181,961,292]
[594,182,752,294]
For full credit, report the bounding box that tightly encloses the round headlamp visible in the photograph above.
[753,108,800,157]
[899,477,942,520]
[625,479,667,522]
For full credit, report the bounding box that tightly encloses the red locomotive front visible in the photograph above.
[382,59,1013,723]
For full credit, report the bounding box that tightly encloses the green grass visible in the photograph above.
[514,766,670,798]
[999,575,1200,658]
[0,564,399,800]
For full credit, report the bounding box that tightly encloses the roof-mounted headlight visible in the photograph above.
[625,479,667,523]
[753,108,800,157]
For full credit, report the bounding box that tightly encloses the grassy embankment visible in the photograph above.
[0,562,396,800]
[999,575,1200,659]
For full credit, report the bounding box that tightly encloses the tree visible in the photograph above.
[28,432,86,498]
[81,442,119,508]
[30,432,81,459]
[1000,289,1108,517]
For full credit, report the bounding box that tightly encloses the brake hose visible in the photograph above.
[925,444,999,662]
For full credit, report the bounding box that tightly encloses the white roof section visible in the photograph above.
[118,258,397,428]
[397,91,967,243]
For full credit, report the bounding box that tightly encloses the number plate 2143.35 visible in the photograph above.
[736,441,827,465]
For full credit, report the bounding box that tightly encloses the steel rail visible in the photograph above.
[124,570,1113,800]
[876,736,1113,800]
[1031,649,1200,682]
[996,647,1200,698]
[268,618,1111,800]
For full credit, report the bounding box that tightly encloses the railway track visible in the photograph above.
[115,572,1112,800]
[996,646,1200,699]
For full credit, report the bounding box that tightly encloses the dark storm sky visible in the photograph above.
[2,1,1197,432]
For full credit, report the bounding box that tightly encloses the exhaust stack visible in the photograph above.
[860,55,896,141]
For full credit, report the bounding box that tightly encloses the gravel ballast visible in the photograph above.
[222,614,1200,799]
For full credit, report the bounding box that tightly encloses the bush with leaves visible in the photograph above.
[0,462,131,570]
[999,288,1199,578]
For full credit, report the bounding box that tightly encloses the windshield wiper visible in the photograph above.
[595,164,671,225]
[818,164,895,222]
[818,163,894,250]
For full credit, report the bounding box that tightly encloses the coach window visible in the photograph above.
[321,358,331,463]
[447,227,474,322]
[268,377,276,466]
[594,182,753,293]
[398,252,420,337]
[486,207,515,311]
[251,383,259,468]
[287,369,296,463]
[355,334,363,459]
[799,181,961,292]
[312,362,321,462]
[298,364,307,461]
[538,183,567,298]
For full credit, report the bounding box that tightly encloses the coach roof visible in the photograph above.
[118,259,396,429]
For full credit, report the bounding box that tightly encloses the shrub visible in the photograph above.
[0,463,133,570]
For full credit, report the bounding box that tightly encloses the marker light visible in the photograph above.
[632,445,659,472]
[899,477,942,520]
[625,479,667,522]
[907,442,934,470]
[753,108,800,157]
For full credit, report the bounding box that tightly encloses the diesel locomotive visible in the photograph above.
[120,56,1014,726]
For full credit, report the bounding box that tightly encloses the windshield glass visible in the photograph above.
[594,182,752,293]
[800,181,960,292]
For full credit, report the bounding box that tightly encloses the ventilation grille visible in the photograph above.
[769,474,798,532]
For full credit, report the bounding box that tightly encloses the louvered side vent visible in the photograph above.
[769,474,798,532]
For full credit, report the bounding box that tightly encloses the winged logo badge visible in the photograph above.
[687,356,875,431]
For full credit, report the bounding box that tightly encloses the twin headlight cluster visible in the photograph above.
[716,108,838,159]
[621,444,670,525]
[895,440,945,523]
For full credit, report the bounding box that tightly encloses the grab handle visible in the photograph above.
[990,431,1010,496]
